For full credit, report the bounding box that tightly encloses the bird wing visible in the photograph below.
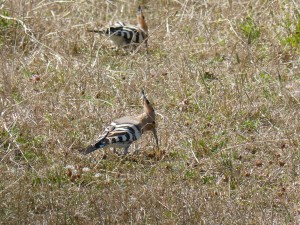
[80,116,142,155]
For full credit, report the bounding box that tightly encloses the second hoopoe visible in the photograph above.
[88,6,148,50]
[80,90,158,155]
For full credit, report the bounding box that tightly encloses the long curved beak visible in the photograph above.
[152,128,159,148]
[141,89,146,99]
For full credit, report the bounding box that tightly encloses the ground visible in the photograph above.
[0,0,300,224]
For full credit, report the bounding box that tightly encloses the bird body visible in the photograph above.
[89,25,147,47]
[81,90,158,155]
[88,6,148,49]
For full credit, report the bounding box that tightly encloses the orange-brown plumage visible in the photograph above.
[137,6,148,34]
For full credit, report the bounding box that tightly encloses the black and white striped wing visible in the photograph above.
[106,25,146,45]
[105,121,142,145]
[80,117,143,155]
[123,26,147,44]
[114,21,127,26]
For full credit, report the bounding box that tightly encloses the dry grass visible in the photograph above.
[1,0,300,224]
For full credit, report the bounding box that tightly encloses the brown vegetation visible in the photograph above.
[1,0,300,224]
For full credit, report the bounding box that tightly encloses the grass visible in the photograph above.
[1,0,300,224]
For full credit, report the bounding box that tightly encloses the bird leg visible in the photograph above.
[113,147,117,154]
[123,146,130,155]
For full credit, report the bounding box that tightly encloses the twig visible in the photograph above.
[188,139,200,163]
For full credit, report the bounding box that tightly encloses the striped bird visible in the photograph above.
[88,6,148,49]
[80,90,158,155]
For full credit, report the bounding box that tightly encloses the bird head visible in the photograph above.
[140,89,158,147]
[137,6,148,33]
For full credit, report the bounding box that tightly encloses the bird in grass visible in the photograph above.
[80,90,158,155]
[88,6,148,50]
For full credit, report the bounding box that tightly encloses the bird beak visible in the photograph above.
[141,89,145,99]
[152,128,159,148]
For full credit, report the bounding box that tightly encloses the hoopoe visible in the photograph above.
[80,90,158,155]
[88,6,148,49]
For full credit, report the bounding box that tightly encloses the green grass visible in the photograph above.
[281,16,300,50]
[239,16,261,44]
[0,0,300,224]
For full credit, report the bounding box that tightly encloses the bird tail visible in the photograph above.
[80,132,109,155]
[79,140,107,155]
[87,27,125,36]
[87,29,105,34]
[79,145,97,155]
